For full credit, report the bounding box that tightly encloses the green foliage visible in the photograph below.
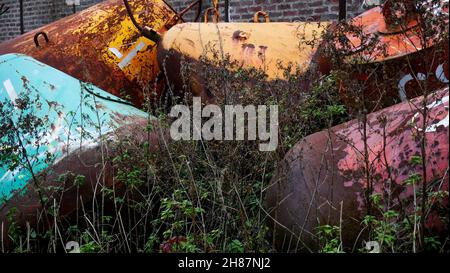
[6,208,21,246]
[317,225,343,253]
[300,73,347,127]
[227,239,245,253]
[1,3,448,254]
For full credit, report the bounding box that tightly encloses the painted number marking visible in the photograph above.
[109,41,147,70]
[398,63,449,101]
[65,241,80,253]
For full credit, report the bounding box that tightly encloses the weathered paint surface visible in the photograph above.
[0,0,182,107]
[158,3,448,107]
[0,53,149,205]
[157,22,331,99]
[266,87,449,252]
[334,43,449,111]
[340,2,449,62]
[322,2,449,107]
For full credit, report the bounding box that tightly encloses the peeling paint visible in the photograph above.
[0,54,149,204]
[267,87,449,251]
[0,0,182,107]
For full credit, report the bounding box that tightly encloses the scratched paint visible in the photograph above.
[337,3,449,62]
[398,61,450,101]
[0,54,149,205]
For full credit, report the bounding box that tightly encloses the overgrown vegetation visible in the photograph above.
[0,0,448,253]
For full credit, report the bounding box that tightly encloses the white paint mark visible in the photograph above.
[0,170,11,184]
[403,39,422,52]
[397,64,446,101]
[3,79,18,105]
[417,73,427,81]
[118,41,146,70]
[398,74,413,101]
[411,95,449,133]
[425,95,449,133]
[108,47,123,59]
[65,0,80,6]
[427,95,449,109]
[436,64,449,83]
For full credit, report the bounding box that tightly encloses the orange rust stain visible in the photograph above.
[158,22,331,97]
[339,5,449,63]
[0,0,182,107]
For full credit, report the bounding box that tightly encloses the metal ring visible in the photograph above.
[34,32,49,48]
[253,11,270,23]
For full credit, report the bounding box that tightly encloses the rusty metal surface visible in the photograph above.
[158,3,448,106]
[266,86,449,252]
[157,22,331,99]
[339,2,449,62]
[0,0,182,107]
[0,54,162,249]
[0,118,158,250]
[336,42,449,110]
[319,2,449,108]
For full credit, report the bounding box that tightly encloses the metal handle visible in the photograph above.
[165,0,202,28]
[204,7,220,23]
[253,11,270,23]
[34,32,49,48]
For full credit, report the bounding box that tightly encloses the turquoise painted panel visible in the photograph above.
[0,54,148,204]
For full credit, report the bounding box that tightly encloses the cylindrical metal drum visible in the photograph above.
[0,54,160,249]
[157,22,331,101]
[266,86,449,252]
[320,2,449,110]
[0,0,182,107]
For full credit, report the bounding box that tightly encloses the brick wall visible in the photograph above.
[169,0,369,22]
[0,0,375,43]
[228,0,366,22]
[0,0,102,42]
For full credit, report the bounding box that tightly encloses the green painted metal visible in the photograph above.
[0,54,148,204]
